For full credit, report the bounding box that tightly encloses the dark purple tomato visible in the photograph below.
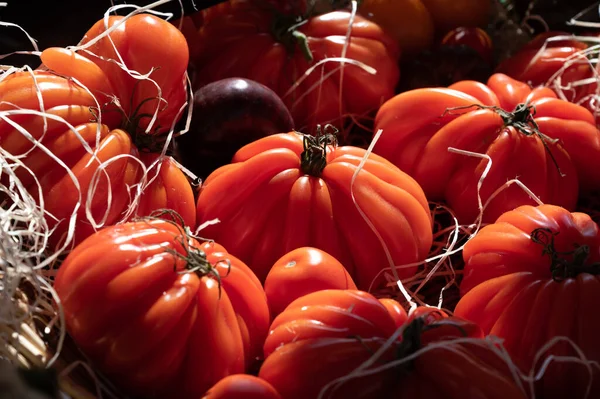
[175,77,295,180]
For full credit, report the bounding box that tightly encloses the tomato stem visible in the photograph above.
[444,102,565,178]
[531,227,600,281]
[300,124,338,176]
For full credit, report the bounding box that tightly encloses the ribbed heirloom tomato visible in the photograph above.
[195,130,433,290]
[455,204,600,399]
[374,73,600,224]
[189,0,400,131]
[259,290,527,399]
[2,14,196,247]
[53,217,270,399]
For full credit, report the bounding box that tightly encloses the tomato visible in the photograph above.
[203,375,282,399]
[359,0,490,55]
[392,308,528,399]
[455,204,600,399]
[495,32,599,123]
[441,26,493,63]
[264,247,357,317]
[2,14,195,248]
[359,0,435,55]
[259,289,399,399]
[190,0,400,131]
[378,298,408,328]
[53,217,270,399]
[196,131,433,290]
[374,72,600,224]
[259,291,526,399]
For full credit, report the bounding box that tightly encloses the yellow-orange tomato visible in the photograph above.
[264,247,357,318]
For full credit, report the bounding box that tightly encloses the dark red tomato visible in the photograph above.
[264,247,357,318]
[190,0,400,131]
[441,26,493,63]
[455,204,600,399]
[202,375,282,399]
[54,218,269,399]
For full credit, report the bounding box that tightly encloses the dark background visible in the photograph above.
[0,0,222,68]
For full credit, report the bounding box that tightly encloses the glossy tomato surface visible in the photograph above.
[202,375,282,399]
[374,73,600,224]
[455,204,600,399]
[196,131,433,290]
[54,218,269,399]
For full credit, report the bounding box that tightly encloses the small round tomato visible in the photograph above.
[378,298,408,328]
[264,247,357,317]
[420,0,492,34]
[202,375,281,399]
[441,27,493,63]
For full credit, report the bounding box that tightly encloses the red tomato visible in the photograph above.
[0,71,195,249]
[378,298,408,328]
[190,0,400,131]
[259,291,526,399]
[202,375,281,399]
[455,204,600,399]
[441,26,493,63]
[12,14,195,247]
[196,131,433,290]
[53,218,270,399]
[374,72,600,224]
[264,247,357,317]
[260,290,399,399]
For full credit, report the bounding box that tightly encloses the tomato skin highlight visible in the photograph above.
[196,131,433,290]
[54,218,269,399]
[374,72,600,224]
[264,247,357,318]
[455,204,600,399]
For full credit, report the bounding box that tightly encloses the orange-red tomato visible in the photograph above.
[259,292,526,399]
[264,247,357,317]
[455,204,600,399]
[190,0,400,131]
[202,375,281,399]
[260,290,399,399]
[196,131,433,290]
[0,70,195,249]
[374,73,600,224]
[420,0,492,34]
[54,218,270,399]
[4,14,196,247]
[378,298,408,328]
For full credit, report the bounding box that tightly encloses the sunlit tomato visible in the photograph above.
[190,0,400,131]
[54,217,270,399]
[202,375,282,399]
[441,26,493,63]
[374,73,600,224]
[260,290,399,399]
[378,298,408,328]
[455,204,600,399]
[196,131,433,290]
[264,247,357,317]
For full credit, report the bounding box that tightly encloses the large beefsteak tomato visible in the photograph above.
[53,217,270,399]
[195,130,433,290]
[259,290,527,399]
[189,0,400,131]
[1,14,195,248]
[374,72,600,224]
[455,204,600,399]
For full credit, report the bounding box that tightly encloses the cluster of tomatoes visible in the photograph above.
[3,1,600,398]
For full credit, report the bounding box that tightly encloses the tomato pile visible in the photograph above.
[4,1,600,398]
